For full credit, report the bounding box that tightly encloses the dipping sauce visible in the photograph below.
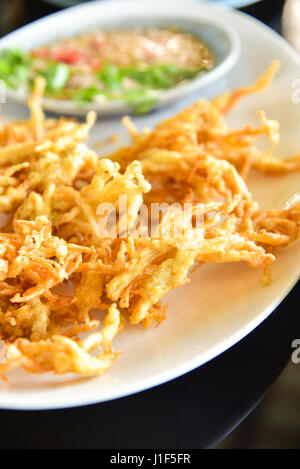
[0,28,214,113]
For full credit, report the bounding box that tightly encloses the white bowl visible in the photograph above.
[0,0,241,115]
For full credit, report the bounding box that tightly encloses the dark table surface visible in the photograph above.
[0,0,299,449]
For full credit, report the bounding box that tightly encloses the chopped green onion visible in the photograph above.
[98,64,123,90]
[14,64,31,82]
[72,86,106,107]
[42,63,70,92]
[119,63,201,90]
[0,48,32,89]
[1,47,31,66]
[123,89,158,114]
[0,59,11,77]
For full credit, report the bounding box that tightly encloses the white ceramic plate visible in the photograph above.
[0,2,299,410]
[0,1,240,116]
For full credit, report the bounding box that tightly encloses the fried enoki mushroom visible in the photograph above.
[0,216,93,304]
[111,61,300,179]
[0,302,121,378]
[0,63,299,380]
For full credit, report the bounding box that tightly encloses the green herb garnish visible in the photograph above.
[0,48,32,89]
[0,46,206,113]
[71,86,107,108]
[123,89,158,114]
[98,64,123,90]
[120,63,201,90]
[42,63,70,92]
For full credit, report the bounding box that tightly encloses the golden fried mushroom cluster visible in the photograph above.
[112,61,300,180]
[0,65,299,379]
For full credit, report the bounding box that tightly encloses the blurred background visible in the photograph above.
[217,363,300,448]
[0,0,288,36]
[0,0,299,449]
[1,1,300,52]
